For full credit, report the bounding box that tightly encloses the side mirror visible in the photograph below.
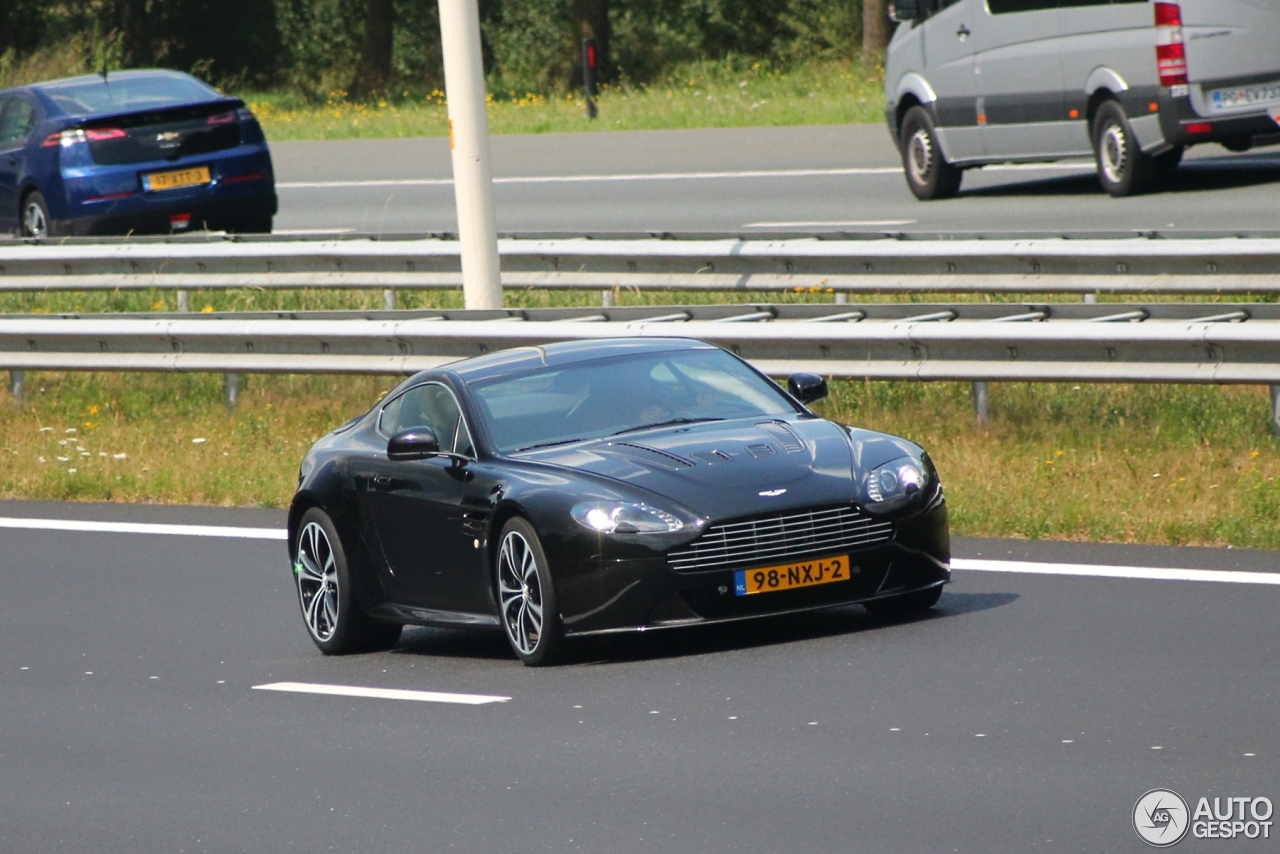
[788,373,829,405]
[888,0,923,23]
[387,427,441,461]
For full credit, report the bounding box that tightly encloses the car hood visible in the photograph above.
[513,416,922,522]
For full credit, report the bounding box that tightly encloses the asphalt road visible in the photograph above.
[270,125,1280,237]
[2,499,1277,853]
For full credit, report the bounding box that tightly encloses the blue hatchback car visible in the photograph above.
[0,69,276,237]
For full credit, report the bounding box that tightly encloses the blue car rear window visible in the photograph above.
[40,74,221,117]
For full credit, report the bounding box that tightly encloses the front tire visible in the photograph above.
[864,585,943,618]
[899,106,963,201]
[20,191,53,238]
[496,518,563,667]
[1092,100,1156,197]
[294,507,401,655]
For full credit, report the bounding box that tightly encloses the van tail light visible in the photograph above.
[1155,2,1188,87]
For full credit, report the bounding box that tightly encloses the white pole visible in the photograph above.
[438,0,502,309]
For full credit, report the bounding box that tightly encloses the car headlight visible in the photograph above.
[864,456,928,514]
[571,502,686,534]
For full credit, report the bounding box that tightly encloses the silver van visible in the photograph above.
[883,0,1280,198]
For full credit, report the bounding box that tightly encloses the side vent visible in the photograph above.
[755,421,805,453]
[745,443,776,458]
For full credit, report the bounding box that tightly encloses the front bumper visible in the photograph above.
[554,499,951,637]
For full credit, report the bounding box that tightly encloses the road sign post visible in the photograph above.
[583,38,599,120]
[438,0,502,309]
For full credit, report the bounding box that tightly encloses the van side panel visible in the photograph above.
[974,6,1075,158]
[923,0,986,162]
[1058,2,1158,152]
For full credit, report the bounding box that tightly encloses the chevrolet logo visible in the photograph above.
[156,131,181,147]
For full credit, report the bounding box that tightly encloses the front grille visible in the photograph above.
[667,504,894,574]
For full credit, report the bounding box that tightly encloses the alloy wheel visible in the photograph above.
[22,200,47,238]
[296,520,339,642]
[497,530,543,655]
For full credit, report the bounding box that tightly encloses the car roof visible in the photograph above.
[24,69,226,118]
[446,337,719,382]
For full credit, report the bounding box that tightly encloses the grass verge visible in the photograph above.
[3,287,1277,548]
[1,360,1279,548]
[247,59,885,141]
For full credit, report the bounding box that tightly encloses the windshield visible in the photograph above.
[39,73,222,117]
[469,348,796,454]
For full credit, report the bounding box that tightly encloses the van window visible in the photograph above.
[987,0,1055,12]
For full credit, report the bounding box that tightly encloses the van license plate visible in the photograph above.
[734,555,853,596]
[1210,82,1280,112]
[143,166,211,192]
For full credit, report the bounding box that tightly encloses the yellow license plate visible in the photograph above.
[734,555,853,596]
[143,166,211,192]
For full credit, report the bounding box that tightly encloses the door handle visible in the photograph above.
[957,24,971,39]
[373,475,394,488]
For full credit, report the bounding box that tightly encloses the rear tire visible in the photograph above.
[294,507,401,655]
[1092,100,1156,197]
[899,106,963,201]
[864,585,943,618]
[20,191,53,238]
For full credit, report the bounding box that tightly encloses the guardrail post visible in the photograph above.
[972,381,989,428]
[1271,385,1280,437]
[177,290,190,313]
[383,289,396,310]
[601,289,615,308]
[1083,293,1097,304]
[224,373,240,411]
[835,292,848,305]
[8,370,23,404]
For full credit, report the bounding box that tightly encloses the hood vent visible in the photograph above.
[692,450,734,465]
[756,421,805,453]
[745,443,775,458]
[606,442,694,471]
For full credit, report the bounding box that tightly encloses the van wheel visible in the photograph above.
[899,106,962,201]
[1092,101,1156,197]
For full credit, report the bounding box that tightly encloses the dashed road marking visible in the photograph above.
[0,517,286,540]
[252,681,510,705]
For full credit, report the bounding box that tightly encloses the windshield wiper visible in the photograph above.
[610,417,725,437]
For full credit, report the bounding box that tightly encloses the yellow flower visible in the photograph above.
[88,405,99,415]
[1251,450,1260,458]
[200,305,214,313]
[84,421,98,428]
[152,300,165,310]
[1055,450,1065,457]
[1045,460,1054,466]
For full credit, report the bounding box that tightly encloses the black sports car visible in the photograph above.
[288,338,950,665]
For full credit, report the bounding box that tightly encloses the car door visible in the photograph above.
[364,382,489,614]
[974,0,1072,159]
[0,96,39,232]
[924,0,986,162]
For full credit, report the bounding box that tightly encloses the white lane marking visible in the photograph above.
[252,681,510,705]
[278,167,905,189]
[271,228,357,235]
[743,219,917,228]
[0,517,286,540]
[953,558,1280,585]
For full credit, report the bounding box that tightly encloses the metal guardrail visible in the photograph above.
[0,302,1273,382]
[4,236,1280,296]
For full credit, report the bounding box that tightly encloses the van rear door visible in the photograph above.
[1180,0,1280,118]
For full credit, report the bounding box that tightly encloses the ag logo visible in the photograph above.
[1134,789,1190,847]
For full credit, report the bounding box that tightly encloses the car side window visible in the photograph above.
[380,383,474,456]
[0,99,38,148]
